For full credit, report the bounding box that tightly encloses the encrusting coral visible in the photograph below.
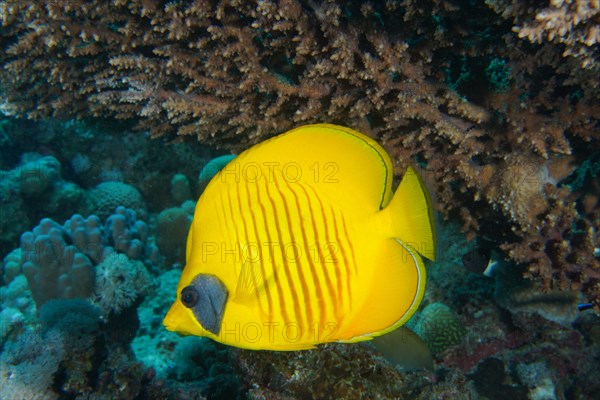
[0,0,598,310]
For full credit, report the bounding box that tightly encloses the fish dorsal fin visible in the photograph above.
[222,124,394,212]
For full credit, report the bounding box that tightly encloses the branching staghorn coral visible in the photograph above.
[0,1,598,309]
[488,0,600,70]
[0,0,492,145]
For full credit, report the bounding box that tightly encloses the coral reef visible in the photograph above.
[1,127,598,399]
[0,153,85,249]
[86,181,147,220]
[38,299,103,394]
[0,274,34,347]
[0,169,30,247]
[0,0,597,309]
[0,1,599,399]
[62,214,105,263]
[169,337,242,398]
[18,155,61,197]
[155,206,192,262]
[0,329,66,400]
[104,206,151,261]
[409,302,466,354]
[17,154,85,220]
[515,360,559,400]
[17,207,158,308]
[131,268,183,376]
[488,0,600,69]
[170,173,193,204]
[237,343,408,399]
[21,218,96,307]
[0,115,214,245]
[0,287,216,399]
[236,342,479,399]
[1,248,22,284]
[94,253,152,316]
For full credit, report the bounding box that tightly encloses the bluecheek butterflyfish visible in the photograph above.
[164,124,436,350]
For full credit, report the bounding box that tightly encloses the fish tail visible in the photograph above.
[387,167,437,261]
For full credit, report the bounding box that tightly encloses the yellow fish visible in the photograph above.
[163,124,436,350]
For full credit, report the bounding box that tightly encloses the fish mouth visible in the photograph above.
[163,301,193,334]
[163,304,178,332]
[163,310,176,332]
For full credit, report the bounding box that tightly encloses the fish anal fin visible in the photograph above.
[371,326,434,370]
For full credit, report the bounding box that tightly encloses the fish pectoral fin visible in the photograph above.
[233,258,271,303]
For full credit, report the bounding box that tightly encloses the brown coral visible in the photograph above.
[0,0,489,148]
[489,0,600,70]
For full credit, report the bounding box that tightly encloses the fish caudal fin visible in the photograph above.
[388,167,436,261]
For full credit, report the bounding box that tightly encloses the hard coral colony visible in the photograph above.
[0,1,598,399]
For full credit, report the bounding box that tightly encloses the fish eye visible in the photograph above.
[181,286,199,308]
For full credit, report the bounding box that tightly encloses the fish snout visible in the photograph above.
[163,301,192,334]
